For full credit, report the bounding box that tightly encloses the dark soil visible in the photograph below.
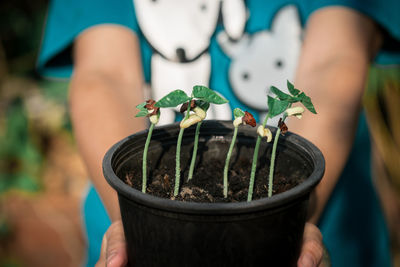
[124,157,305,203]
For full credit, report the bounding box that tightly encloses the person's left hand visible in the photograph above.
[95,220,127,267]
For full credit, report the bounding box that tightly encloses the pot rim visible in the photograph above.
[103,120,325,215]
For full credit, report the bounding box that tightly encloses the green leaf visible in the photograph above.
[155,90,191,108]
[192,85,228,104]
[136,102,147,110]
[135,110,149,117]
[299,93,317,114]
[233,108,245,119]
[196,100,210,112]
[135,102,148,116]
[287,80,300,96]
[270,86,291,100]
[135,102,148,117]
[268,96,290,117]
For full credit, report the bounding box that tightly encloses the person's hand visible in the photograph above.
[96,220,327,267]
[297,222,327,267]
[96,220,127,267]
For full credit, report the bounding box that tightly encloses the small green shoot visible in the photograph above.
[224,109,256,198]
[155,90,192,196]
[267,81,316,197]
[187,100,209,180]
[135,99,160,193]
[156,86,228,197]
[248,80,316,201]
[247,112,273,202]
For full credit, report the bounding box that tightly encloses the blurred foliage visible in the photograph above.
[365,66,400,194]
[0,0,71,195]
[0,97,42,193]
[0,257,21,267]
[0,1,63,264]
[0,209,19,267]
[0,0,49,76]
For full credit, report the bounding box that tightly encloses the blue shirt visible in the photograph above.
[38,0,399,266]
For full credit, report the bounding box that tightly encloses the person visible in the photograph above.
[37,0,400,266]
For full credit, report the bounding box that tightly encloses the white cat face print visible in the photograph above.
[134,0,246,62]
[218,5,302,111]
[133,1,302,125]
[134,0,247,124]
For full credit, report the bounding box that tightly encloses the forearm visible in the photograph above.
[290,7,382,223]
[291,59,367,223]
[69,72,145,221]
[68,25,146,221]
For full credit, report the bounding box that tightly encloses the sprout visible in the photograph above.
[155,90,191,196]
[186,103,208,181]
[156,86,228,196]
[135,99,160,193]
[223,109,255,198]
[248,80,316,201]
[267,81,316,197]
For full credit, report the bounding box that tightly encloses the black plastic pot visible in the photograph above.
[103,120,325,267]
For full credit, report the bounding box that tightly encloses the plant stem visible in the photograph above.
[247,113,269,202]
[268,113,287,197]
[247,136,261,201]
[188,121,202,180]
[174,100,192,197]
[142,122,155,193]
[223,126,238,198]
[175,127,185,196]
[268,127,281,197]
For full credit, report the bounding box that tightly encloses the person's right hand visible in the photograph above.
[96,220,326,267]
[96,220,127,267]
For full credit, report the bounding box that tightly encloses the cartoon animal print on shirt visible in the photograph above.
[218,5,302,125]
[134,0,247,125]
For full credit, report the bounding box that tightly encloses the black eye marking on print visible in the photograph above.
[151,0,157,3]
[200,3,207,11]
[275,59,284,69]
[242,72,250,81]
[176,47,187,62]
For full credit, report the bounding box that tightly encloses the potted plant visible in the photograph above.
[102,83,325,267]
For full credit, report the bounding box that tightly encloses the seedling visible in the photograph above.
[223,109,256,198]
[183,100,211,180]
[248,81,316,201]
[155,86,228,196]
[135,99,160,193]
[267,81,316,197]
[247,105,274,202]
[136,82,314,201]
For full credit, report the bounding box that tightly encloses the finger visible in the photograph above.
[105,220,128,267]
[95,234,108,267]
[297,222,324,267]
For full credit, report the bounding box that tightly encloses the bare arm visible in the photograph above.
[70,25,145,221]
[291,7,382,223]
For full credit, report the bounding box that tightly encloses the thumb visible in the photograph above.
[297,222,324,267]
[96,220,128,267]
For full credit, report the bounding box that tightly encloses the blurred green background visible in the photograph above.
[0,0,66,193]
[1,1,399,266]
[1,1,87,266]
